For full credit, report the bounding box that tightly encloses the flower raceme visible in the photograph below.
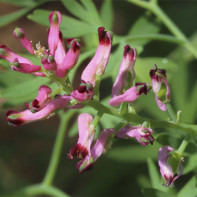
[158,146,184,187]
[150,65,170,111]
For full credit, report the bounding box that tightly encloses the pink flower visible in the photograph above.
[48,11,62,56]
[71,81,94,102]
[13,27,34,55]
[6,93,73,126]
[112,45,136,97]
[116,125,154,146]
[26,85,52,112]
[81,27,112,87]
[150,65,170,111]
[158,146,183,187]
[56,38,81,78]
[77,128,115,173]
[68,123,115,173]
[0,45,43,76]
[109,82,149,106]
[67,113,94,160]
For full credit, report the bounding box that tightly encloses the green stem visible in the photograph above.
[166,102,177,122]
[6,184,69,197]
[93,75,102,101]
[86,99,197,134]
[91,111,104,128]
[127,0,197,58]
[113,34,184,45]
[43,111,74,185]
[177,139,189,155]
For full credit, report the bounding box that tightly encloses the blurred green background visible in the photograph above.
[0,0,197,196]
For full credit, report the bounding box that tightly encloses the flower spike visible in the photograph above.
[81,27,112,86]
[112,45,136,97]
[158,146,184,187]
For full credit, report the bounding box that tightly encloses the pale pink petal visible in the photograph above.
[91,128,115,160]
[54,31,66,65]
[0,45,33,64]
[48,11,62,56]
[81,27,112,86]
[56,39,80,78]
[112,45,136,97]
[67,113,94,160]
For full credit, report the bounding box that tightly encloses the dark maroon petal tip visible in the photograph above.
[32,99,40,109]
[5,110,24,126]
[59,31,63,41]
[68,143,88,160]
[123,45,131,57]
[72,41,80,52]
[136,83,149,95]
[98,27,110,44]
[67,38,74,45]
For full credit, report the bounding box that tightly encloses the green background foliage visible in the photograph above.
[0,0,197,196]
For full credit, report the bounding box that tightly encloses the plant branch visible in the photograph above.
[86,99,197,134]
[43,110,74,186]
[127,0,197,58]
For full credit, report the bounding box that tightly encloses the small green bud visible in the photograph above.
[12,61,20,67]
[14,28,24,38]
[52,12,59,24]
[0,48,6,56]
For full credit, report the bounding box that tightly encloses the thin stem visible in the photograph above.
[43,110,74,185]
[127,0,197,58]
[6,184,69,197]
[91,111,104,128]
[93,75,102,101]
[166,102,177,122]
[113,34,184,46]
[177,139,189,155]
[86,99,197,134]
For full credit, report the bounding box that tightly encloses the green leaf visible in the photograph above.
[61,0,102,27]
[107,142,161,163]
[183,154,197,175]
[127,14,161,53]
[80,0,102,26]
[100,0,114,30]
[0,0,35,6]
[0,7,32,27]
[177,176,197,197]
[147,158,162,190]
[142,188,175,197]
[28,9,96,38]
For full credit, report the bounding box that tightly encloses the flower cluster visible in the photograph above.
[1,10,183,186]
